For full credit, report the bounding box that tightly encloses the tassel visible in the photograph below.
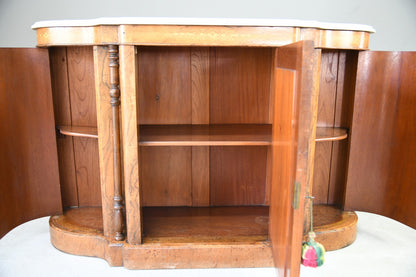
[301,196,325,267]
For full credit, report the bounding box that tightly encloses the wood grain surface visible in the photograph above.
[345,51,416,228]
[0,48,62,238]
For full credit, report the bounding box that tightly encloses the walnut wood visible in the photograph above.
[209,47,272,124]
[191,146,210,206]
[191,48,210,124]
[94,46,117,239]
[36,25,371,50]
[0,48,62,238]
[49,207,273,268]
[49,47,78,207]
[72,137,101,206]
[210,146,268,206]
[137,47,192,124]
[140,147,192,206]
[315,127,348,142]
[139,124,272,146]
[58,125,98,138]
[345,51,416,229]
[119,45,142,245]
[271,42,319,277]
[303,205,358,251]
[108,45,125,241]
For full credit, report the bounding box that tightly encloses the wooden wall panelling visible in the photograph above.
[119,45,142,244]
[192,146,210,206]
[313,51,338,204]
[0,48,62,238]
[344,51,401,215]
[209,47,272,124]
[191,47,210,124]
[345,51,416,228]
[328,51,358,205]
[270,42,319,277]
[190,48,210,207]
[140,146,192,206]
[49,47,78,207]
[210,146,267,206]
[137,47,192,124]
[67,46,101,207]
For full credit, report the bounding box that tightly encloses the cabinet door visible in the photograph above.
[345,51,416,228]
[0,48,62,238]
[269,41,319,277]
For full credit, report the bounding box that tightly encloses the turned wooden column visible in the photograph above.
[108,45,125,241]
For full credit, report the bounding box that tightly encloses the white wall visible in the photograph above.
[0,0,415,50]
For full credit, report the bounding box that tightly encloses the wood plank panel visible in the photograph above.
[345,51,401,214]
[140,147,192,206]
[210,146,267,206]
[313,51,338,204]
[67,47,97,126]
[0,48,62,238]
[191,48,210,124]
[210,47,272,124]
[67,46,101,207]
[191,146,210,206]
[73,137,101,206]
[138,47,192,124]
[328,51,358,205]
[49,47,78,207]
[119,45,142,244]
[346,51,416,228]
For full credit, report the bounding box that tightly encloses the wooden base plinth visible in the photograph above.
[305,205,358,251]
[50,207,274,269]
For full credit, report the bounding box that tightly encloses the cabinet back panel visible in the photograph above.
[210,48,272,124]
[137,47,192,124]
[210,146,268,206]
[140,146,192,206]
[313,50,357,205]
[49,46,101,208]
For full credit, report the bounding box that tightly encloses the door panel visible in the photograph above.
[345,51,416,228]
[0,48,62,238]
[269,41,319,277]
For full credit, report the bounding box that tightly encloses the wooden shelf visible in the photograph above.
[58,125,98,139]
[304,205,358,251]
[142,206,269,243]
[315,127,348,142]
[139,124,272,146]
[58,124,272,146]
[50,206,273,268]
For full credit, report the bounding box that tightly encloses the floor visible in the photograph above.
[0,211,415,277]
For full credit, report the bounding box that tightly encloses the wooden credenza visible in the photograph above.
[1,18,415,277]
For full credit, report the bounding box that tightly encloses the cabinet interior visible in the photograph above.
[50,46,280,243]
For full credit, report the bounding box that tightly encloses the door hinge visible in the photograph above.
[293,182,301,209]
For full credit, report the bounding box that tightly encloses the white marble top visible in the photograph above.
[32,17,375,32]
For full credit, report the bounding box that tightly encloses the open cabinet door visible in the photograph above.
[269,41,320,277]
[0,48,62,238]
[345,51,416,228]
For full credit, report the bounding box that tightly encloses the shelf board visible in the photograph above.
[139,124,272,146]
[58,125,98,139]
[315,127,348,142]
[57,124,272,146]
[304,205,358,251]
[142,206,269,243]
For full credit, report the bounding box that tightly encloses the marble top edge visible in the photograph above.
[31,17,375,33]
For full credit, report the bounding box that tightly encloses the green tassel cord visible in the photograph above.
[301,196,325,267]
